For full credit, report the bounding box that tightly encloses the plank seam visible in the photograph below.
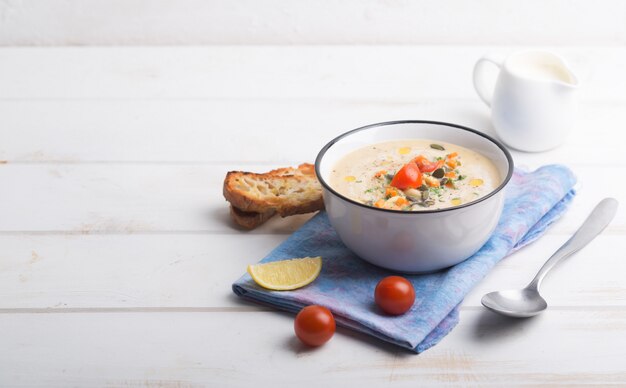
[0,229,623,236]
[1,305,624,314]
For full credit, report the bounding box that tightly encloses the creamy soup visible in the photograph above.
[330,139,501,211]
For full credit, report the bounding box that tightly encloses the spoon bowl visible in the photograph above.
[481,289,547,318]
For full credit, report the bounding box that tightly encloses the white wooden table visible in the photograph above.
[1,46,625,386]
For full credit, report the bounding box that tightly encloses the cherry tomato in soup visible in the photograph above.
[390,161,422,190]
[294,305,336,346]
[375,276,416,315]
[414,155,444,173]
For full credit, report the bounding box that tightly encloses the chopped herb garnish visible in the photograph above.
[457,175,465,180]
[365,186,385,194]
[429,187,443,196]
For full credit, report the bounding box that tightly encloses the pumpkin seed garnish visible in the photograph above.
[432,168,445,179]
[430,144,445,151]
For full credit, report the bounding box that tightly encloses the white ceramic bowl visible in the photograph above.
[315,120,514,273]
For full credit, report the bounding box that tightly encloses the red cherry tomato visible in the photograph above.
[414,155,444,173]
[375,276,416,315]
[294,305,336,346]
[390,161,422,190]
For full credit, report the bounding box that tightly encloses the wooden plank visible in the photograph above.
[0,99,624,164]
[1,309,626,386]
[2,0,625,46]
[0,46,619,102]
[0,162,316,234]
[0,233,624,310]
[0,163,623,234]
[0,99,489,163]
[0,234,285,309]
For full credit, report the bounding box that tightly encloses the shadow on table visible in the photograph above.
[207,205,316,234]
[229,293,409,357]
[469,309,542,343]
[280,324,409,357]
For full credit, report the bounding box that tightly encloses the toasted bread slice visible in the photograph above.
[229,205,276,230]
[223,163,324,220]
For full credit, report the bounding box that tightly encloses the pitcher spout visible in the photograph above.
[540,51,580,90]
[556,60,579,89]
[507,50,580,90]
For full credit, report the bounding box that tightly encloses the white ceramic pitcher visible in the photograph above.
[473,50,579,152]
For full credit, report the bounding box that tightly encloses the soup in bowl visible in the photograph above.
[315,121,513,273]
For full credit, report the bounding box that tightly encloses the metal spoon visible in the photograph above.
[481,197,619,318]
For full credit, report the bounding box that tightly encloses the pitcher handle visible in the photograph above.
[473,54,505,107]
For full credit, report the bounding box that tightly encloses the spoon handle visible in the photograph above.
[528,198,619,291]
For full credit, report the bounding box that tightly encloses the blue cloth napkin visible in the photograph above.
[233,165,577,353]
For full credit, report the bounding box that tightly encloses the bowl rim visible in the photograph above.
[314,120,514,215]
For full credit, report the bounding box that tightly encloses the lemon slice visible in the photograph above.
[247,256,322,291]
